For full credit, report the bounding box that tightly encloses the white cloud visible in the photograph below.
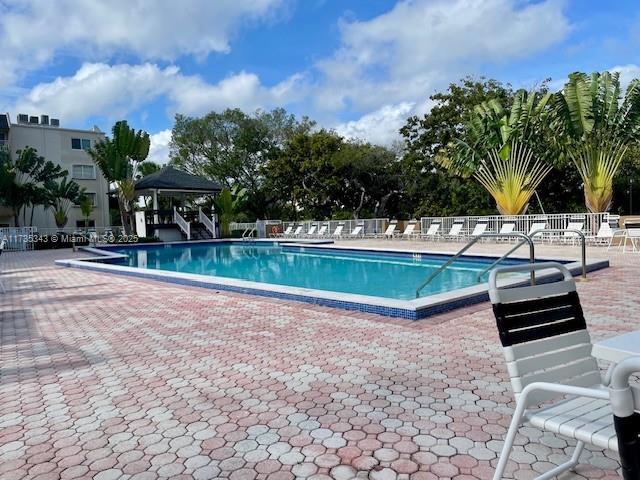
[310,0,572,144]
[335,102,416,145]
[611,64,640,90]
[0,0,286,88]
[10,63,307,123]
[147,130,172,165]
[316,0,570,111]
[170,72,308,116]
[15,63,180,123]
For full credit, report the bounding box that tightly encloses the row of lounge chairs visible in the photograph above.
[276,219,625,246]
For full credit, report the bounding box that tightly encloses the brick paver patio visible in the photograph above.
[0,245,636,479]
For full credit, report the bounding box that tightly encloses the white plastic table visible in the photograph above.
[592,331,640,363]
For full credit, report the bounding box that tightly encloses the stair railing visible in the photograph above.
[199,208,216,237]
[173,207,191,240]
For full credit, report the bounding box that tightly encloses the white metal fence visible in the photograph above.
[0,227,37,251]
[420,213,618,238]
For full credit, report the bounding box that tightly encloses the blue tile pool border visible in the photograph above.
[55,242,610,321]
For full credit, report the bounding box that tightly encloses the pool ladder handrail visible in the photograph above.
[242,227,256,241]
[530,229,587,280]
[414,232,536,298]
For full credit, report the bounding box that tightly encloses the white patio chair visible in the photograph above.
[622,223,640,253]
[527,221,547,241]
[560,220,584,245]
[279,224,294,238]
[420,221,441,241]
[469,220,489,239]
[348,224,364,239]
[381,220,398,239]
[398,220,417,239]
[0,239,5,294]
[444,220,465,241]
[291,225,304,237]
[331,223,344,239]
[586,222,624,248]
[609,357,640,478]
[316,223,329,238]
[489,262,618,480]
[305,224,317,237]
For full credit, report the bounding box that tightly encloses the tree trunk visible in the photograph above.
[13,210,19,227]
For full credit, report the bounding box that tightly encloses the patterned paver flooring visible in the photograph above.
[0,245,636,479]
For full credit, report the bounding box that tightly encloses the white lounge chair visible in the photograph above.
[496,222,516,242]
[444,220,465,241]
[398,220,417,239]
[561,220,584,245]
[527,220,547,238]
[420,221,441,241]
[469,220,489,238]
[382,221,398,239]
[489,262,619,480]
[586,222,623,248]
[291,225,304,237]
[331,223,344,238]
[305,224,317,237]
[0,239,5,294]
[349,224,364,238]
[279,224,294,238]
[316,223,329,238]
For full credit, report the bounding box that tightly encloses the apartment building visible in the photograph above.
[0,113,110,231]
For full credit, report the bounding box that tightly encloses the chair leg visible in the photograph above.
[534,441,584,480]
[493,402,527,480]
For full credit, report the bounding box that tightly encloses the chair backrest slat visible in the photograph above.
[490,262,601,407]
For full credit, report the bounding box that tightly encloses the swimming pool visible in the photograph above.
[104,242,524,300]
[57,240,609,319]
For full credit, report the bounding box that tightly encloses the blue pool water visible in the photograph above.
[104,242,526,300]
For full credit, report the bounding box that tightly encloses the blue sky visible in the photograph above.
[0,0,638,162]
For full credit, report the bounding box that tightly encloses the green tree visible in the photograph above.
[170,108,313,219]
[79,195,94,228]
[88,121,150,233]
[551,71,640,212]
[0,147,66,226]
[45,177,83,229]
[435,91,555,214]
[399,77,514,216]
[213,187,247,237]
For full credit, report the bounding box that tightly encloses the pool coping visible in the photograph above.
[55,239,610,320]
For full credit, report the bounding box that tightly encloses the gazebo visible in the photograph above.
[134,166,222,240]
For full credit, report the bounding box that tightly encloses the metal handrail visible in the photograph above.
[415,233,535,298]
[242,227,256,241]
[530,229,587,279]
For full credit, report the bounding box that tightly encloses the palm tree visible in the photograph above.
[88,121,150,233]
[213,187,247,237]
[0,147,66,226]
[437,90,555,213]
[552,71,640,212]
[45,177,83,230]
[474,142,551,215]
[79,195,94,228]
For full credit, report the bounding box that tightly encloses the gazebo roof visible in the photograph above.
[135,166,222,194]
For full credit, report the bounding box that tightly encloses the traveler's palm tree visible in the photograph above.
[437,90,554,214]
[88,121,150,233]
[551,71,640,212]
[213,187,247,237]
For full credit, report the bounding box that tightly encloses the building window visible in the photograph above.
[74,192,97,206]
[72,164,96,180]
[71,138,91,150]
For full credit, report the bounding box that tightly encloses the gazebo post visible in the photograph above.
[153,189,159,225]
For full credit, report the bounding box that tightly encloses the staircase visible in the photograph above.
[191,223,213,240]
